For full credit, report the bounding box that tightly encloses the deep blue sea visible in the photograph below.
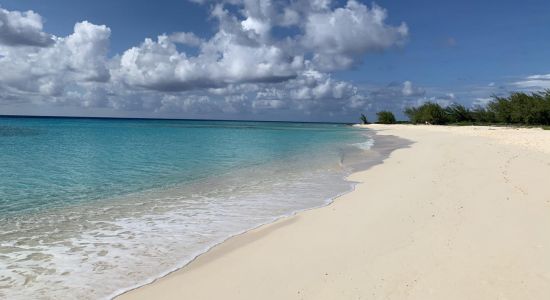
[0,117,374,299]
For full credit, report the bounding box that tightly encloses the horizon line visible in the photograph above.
[0,114,353,125]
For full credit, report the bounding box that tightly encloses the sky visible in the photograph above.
[0,0,549,122]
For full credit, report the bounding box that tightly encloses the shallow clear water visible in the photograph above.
[0,117,374,299]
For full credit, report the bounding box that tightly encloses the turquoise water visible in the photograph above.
[0,117,373,299]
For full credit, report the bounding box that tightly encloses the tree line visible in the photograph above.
[362,91,550,126]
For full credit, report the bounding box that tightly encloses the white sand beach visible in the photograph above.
[117,125,550,300]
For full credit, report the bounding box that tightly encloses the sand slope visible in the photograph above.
[118,125,550,300]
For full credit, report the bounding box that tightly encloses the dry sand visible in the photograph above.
[117,124,550,300]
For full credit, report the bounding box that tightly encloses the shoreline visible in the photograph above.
[110,185,356,300]
[112,128,408,299]
[108,183,361,299]
[117,124,550,299]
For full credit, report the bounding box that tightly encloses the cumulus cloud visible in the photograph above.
[112,33,302,92]
[250,70,366,114]
[167,32,203,47]
[0,20,110,98]
[401,81,425,97]
[303,1,408,69]
[64,22,111,81]
[109,0,407,98]
[0,6,54,47]
[0,2,408,120]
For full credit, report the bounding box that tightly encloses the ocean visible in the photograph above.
[0,117,375,299]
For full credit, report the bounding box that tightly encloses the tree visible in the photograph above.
[376,111,396,124]
[488,95,513,123]
[360,113,368,124]
[470,106,496,123]
[404,107,420,124]
[404,102,448,124]
[445,104,473,123]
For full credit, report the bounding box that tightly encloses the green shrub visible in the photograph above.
[402,90,550,126]
[356,90,550,127]
[470,106,496,123]
[445,104,473,123]
[404,102,449,124]
[488,96,513,123]
[404,107,419,123]
[487,92,550,125]
[376,111,396,124]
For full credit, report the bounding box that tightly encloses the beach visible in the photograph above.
[118,124,550,300]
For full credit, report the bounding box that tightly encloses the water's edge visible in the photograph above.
[110,131,413,299]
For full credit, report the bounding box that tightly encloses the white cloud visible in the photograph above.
[168,32,203,47]
[110,0,407,92]
[303,1,408,70]
[64,21,111,82]
[286,70,358,101]
[0,2,408,120]
[525,74,550,80]
[112,33,302,92]
[0,6,54,47]
[513,74,550,89]
[401,80,425,96]
[473,97,493,106]
[0,20,110,99]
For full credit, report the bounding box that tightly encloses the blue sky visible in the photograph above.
[361,0,550,84]
[0,0,549,121]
